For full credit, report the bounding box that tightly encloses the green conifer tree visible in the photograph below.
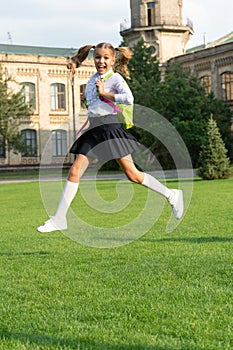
[0,66,31,164]
[198,115,231,179]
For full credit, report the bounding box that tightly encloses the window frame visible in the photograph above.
[221,72,233,102]
[147,1,156,26]
[0,135,6,158]
[50,83,66,110]
[20,82,36,110]
[52,129,67,157]
[21,129,37,157]
[80,84,87,109]
[200,75,212,95]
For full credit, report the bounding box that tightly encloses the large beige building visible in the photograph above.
[0,45,95,166]
[0,0,232,167]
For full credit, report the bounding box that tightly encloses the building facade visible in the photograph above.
[0,44,95,166]
[172,33,233,115]
[120,0,193,63]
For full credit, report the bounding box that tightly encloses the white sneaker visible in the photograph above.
[168,189,184,220]
[37,217,67,233]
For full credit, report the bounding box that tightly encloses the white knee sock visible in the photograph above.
[54,180,79,220]
[141,173,172,199]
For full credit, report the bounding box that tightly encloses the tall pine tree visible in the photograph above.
[198,115,231,179]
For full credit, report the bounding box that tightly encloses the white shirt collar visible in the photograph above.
[100,68,113,79]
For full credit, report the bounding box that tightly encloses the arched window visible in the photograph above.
[200,75,212,95]
[21,129,37,157]
[80,84,87,109]
[221,72,233,102]
[52,130,67,156]
[0,135,5,158]
[20,82,36,109]
[50,83,66,110]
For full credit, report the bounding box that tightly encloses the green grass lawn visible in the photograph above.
[0,177,232,350]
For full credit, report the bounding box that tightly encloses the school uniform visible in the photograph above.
[69,68,138,160]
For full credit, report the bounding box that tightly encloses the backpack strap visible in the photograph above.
[76,116,89,136]
[99,96,123,113]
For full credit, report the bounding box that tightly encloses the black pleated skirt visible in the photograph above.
[70,115,138,161]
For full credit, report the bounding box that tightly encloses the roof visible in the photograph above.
[0,43,78,57]
[186,31,233,53]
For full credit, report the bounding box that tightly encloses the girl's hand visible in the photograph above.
[96,80,115,102]
[96,80,105,96]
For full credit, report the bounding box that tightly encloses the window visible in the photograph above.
[149,45,157,55]
[147,1,156,26]
[200,75,212,95]
[221,72,233,102]
[0,135,5,158]
[21,129,37,157]
[20,82,36,109]
[52,130,67,156]
[50,83,66,110]
[80,84,87,109]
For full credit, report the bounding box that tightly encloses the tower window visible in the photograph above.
[147,1,156,26]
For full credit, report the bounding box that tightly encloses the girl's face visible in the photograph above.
[94,47,115,75]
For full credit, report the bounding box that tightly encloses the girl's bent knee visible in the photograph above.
[68,165,79,182]
[127,172,143,184]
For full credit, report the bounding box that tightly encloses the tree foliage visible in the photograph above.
[125,40,233,169]
[0,66,31,162]
[198,116,231,179]
[154,62,233,167]
[127,39,160,108]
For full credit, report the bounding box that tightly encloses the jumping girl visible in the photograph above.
[37,42,183,233]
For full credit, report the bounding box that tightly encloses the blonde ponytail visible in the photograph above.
[67,45,94,70]
[114,47,133,79]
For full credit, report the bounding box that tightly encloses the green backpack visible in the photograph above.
[99,96,134,129]
[115,103,134,129]
[100,72,134,129]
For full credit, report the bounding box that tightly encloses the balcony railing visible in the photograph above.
[120,17,194,32]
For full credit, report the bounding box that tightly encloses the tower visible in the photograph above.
[120,0,194,63]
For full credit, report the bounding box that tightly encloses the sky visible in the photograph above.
[0,0,232,49]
